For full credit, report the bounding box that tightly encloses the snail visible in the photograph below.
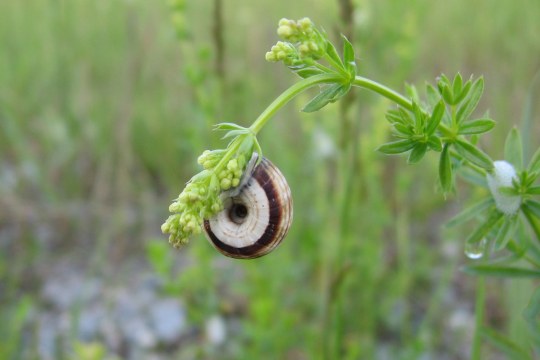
[203,153,293,259]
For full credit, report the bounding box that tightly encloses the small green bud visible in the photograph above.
[211,202,222,213]
[161,222,170,233]
[298,17,312,30]
[265,52,276,62]
[218,170,228,180]
[277,25,293,38]
[298,44,309,55]
[220,178,232,190]
[232,178,240,187]
[227,159,238,171]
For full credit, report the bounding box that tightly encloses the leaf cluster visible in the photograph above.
[301,36,357,112]
[378,73,495,193]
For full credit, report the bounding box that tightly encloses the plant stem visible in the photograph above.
[353,76,413,110]
[472,276,486,359]
[250,73,342,134]
[213,73,342,176]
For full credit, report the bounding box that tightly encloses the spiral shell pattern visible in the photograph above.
[203,154,293,259]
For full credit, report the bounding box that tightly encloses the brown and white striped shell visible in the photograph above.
[203,153,293,259]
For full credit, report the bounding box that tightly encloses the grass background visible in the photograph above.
[1,0,539,358]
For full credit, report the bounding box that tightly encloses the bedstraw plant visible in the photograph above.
[162,18,540,358]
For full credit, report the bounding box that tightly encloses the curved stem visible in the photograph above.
[250,73,342,134]
[353,76,413,110]
[213,73,342,176]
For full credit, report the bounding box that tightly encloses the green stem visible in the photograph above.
[250,73,342,134]
[213,73,342,176]
[472,276,486,359]
[353,76,413,110]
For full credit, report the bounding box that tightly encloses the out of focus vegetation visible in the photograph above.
[1,0,539,359]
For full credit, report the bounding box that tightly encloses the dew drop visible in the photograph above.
[465,238,487,259]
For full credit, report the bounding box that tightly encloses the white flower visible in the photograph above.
[486,160,521,215]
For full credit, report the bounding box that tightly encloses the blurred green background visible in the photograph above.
[1,0,539,359]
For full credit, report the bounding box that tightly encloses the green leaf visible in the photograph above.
[528,146,540,173]
[452,73,463,103]
[454,78,472,104]
[253,136,263,160]
[493,217,517,251]
[520,204,540,248]
[464,210,504,252]
[523,286,540,348]
[462,264,540,278]
[302,83,347,113]
[456,77,484,123]
[407,142,428,164]
[481,327,532,360]
[398,107,414,125]
[325,41,344,70]
[393,123,413,136]
[341,35,356,77]
[377,139,415,154]
[446,197,494,228]
[454,138,493,170]
[459,118,496,135]
[237,134,255,155]
[437,74,452,99]
[504,127,523,169]
[385,110,402,124]
[214,122,248,131]
[189,169,211,183]
[456,164,488,188]
[527,186,540,195]
[412,102,426,133]
[427,135,442,152]
[437,74,451,89]
[523,200,540,217]
[426,101,445,135]
[425,83,441,108]
[439,143,453,193]
[222,129,251,139]
[405,83,420,103]
[295,67,324,78]
[441,84,454,105]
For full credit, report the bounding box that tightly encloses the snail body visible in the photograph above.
[203,154,293,259]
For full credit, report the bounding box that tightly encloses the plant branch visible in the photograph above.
[250,73,342,134]
[353,76,413,110]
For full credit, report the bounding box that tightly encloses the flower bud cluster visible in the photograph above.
[162,150,248,247]
[265,42,301,66]
[266,18,326,64]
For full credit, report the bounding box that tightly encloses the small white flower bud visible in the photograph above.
[486,160,521,215]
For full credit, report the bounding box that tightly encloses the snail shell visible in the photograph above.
[203,153,293,259]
